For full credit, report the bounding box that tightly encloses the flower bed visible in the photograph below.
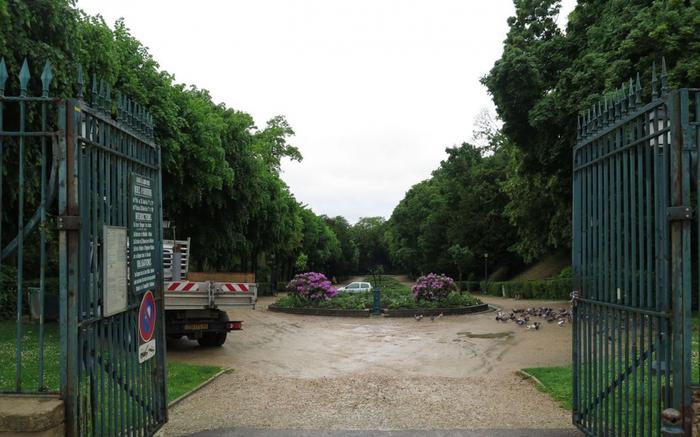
[271,274,486,316]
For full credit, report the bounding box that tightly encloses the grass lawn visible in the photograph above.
[0,320,222,402]
[521,365,573,410]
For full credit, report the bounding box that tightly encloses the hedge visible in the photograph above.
[458,281,482,292]
[479,278,572,300]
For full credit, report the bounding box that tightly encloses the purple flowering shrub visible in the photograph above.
[286,272,337,301]
[411,273,457,301]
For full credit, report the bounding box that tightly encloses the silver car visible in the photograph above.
[337,281,372,293]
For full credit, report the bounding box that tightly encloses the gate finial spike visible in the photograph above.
[620,82,627,114]
[40,61,53,97]
[651,61,658,98]
[661,56,669,94]
[635,72,642,104]
[91,73,98,105]
[115,90,123,120]
[18,58,30,96]
[105,83,111,107]
[577,114,581,140]
[603,96,609,125]
[76,65,84,99]
[0,58,8,96]
[628,78,635,109]
[98,79,106,111]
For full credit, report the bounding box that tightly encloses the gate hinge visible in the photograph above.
[667,206,693,222]
[56,215,81,230]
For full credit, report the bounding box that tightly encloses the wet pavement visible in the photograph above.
[162,281,576,436]
[188,428,580,437]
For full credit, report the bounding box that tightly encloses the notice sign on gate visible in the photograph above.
[130,174,157,294]
[130,173,158,363]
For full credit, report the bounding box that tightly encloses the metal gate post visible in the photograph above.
[59,99,81,436]
[668,88,694,435]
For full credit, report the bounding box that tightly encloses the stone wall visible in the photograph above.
[0,395,64,437]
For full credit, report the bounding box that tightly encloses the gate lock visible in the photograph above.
[667,206,693,222]
[56,215,81,230]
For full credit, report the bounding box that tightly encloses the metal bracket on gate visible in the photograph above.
[667,206,693,222]
[56,215,81,230]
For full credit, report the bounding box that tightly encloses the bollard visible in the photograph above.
[661,408,684,436]
[372,287,382,315]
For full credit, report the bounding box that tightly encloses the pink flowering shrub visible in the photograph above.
[412,273,456,301]
[286,272,337,301]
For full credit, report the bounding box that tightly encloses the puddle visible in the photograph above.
[457,331,512,339]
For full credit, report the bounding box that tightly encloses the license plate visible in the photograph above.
[184,323,208,330]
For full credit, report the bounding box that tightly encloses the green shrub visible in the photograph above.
[480,278,571,300]
[458,281,482,292]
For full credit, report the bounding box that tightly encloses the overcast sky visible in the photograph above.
[77,0,576,223]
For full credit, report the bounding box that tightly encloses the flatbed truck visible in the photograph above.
[163,239,257,346]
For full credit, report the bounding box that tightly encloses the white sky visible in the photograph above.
[77,0,576,223]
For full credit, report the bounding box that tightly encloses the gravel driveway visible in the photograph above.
[162,291,575,436]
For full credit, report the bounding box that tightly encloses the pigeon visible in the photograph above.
[414,314,424,321]
[492,305,572,330]
[430,313,443,322]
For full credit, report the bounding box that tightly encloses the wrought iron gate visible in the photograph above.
[572,61,698,436]
[1,57,167,436]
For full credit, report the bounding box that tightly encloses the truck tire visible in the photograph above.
[197,311,228,347]
[198,331,227,347]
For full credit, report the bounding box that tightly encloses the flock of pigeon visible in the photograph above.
[414,313,443,322]
[494,307,572,330]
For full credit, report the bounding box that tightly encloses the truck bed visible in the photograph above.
[164,280,257,310]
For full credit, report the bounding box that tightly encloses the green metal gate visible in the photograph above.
[572,61,698,436]
[1,57,167,436]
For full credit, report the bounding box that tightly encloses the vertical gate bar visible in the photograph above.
[651,109,658,437]
[38,85,48,391]
[613,127,619,435]
[631,111,640,437]
[667,90,682,413]
[572,144,580,422]
[0,60,4,393]
[16,75,27,392]
[99,115,106,437]
[64,99,81,436]
[157,142,167,423]
[579,142,591,427]
[663,100,673,412]
[595,141,610,432]
[623,123,631,436]
[592,139,599,434]
[580,142,587,428]
[696,91,700,385]
[678,88,693,433]
[586,142,593,432]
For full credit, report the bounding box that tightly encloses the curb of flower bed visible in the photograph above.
[267,304,371,317]
[381,302,490,317]
[267,303,491,318]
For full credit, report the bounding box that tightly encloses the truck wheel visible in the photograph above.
[197,311,229,347]
[197,331,227,347]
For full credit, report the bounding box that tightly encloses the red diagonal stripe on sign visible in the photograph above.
[167,282,180,291]
[183,282,196,291]
[239,283,249,292]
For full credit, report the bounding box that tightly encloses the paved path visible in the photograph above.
[189,428,580,437]
[163,290,576,436]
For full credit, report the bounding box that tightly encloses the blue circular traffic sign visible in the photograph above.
[138,290,156,342]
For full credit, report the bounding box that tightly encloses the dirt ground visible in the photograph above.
[162,280,574,436]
